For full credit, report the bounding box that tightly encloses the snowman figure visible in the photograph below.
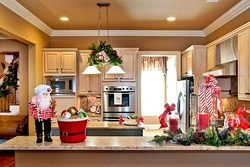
[29,85,56,143]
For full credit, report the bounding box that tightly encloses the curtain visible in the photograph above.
[141,57,166,74]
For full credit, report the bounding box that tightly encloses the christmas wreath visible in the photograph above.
[87,41,123,66]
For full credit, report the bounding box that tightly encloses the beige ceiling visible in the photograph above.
[16,0,241,31]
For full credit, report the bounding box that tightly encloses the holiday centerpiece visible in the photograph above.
[198,74,222,130]
[0,57,19,111]
[87,41,123,66]
[58,106,88,143]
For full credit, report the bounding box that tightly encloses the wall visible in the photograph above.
[0,4,50,135]
[0,40,28,115]
[50,36,206,52]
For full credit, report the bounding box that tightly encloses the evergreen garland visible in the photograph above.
[88,41,123,66]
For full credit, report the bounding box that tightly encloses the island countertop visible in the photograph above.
[1,136,250,167]
[1,136,250,151]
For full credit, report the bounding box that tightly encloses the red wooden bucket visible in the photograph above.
[57,117,88,143]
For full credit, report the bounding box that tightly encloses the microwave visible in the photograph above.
[45,76,76,94]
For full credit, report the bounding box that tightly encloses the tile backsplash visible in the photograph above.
[222,96,250,112]
[79,95,101,113]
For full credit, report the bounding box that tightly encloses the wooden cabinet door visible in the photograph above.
[79,51,101,94]
[181,51,192,77]
[238,29,250,100]
[207,46,216,71]
[186,51,193,76]
[44,52,60,73]
[181,53,187,76]
[43,50,76,75]
[102,48,138,82]
[102,64,118,82]
[118,48,138,82]
[60,52,76,73]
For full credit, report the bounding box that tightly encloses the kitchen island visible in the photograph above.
[51,121,145,136]
[1,136,250,167]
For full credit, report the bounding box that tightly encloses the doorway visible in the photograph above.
[137,51,181,124]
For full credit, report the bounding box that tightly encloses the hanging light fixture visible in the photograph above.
[82,66,101,74]
[82,2,125,75]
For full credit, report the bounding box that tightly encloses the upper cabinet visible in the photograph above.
[43,48,77,76]
[182,45,207,94]
[206,45,217,71]
[78,50,101,95]
[181,51,193,77]
[238,29,250,100]
[102,48,139,82]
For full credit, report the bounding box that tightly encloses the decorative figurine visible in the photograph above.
[29,85,56,143]
[159,103,176,129]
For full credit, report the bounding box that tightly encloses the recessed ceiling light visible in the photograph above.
[60,17,69,21]
[206,0,219,2]
[167,17,176,21]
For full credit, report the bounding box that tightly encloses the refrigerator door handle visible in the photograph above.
[177,92,184,120]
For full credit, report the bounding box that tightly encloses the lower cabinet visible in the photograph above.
[78,50,101,94]
[51,96,76,122]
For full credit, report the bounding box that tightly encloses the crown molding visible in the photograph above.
[0,0,249,37]
[0,0,52,35]
[50,30,205,37]
[203,0,250,36]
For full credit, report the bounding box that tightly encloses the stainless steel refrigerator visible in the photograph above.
[176,79,192,132]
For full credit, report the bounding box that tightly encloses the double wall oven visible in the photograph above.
[103,86,135,121]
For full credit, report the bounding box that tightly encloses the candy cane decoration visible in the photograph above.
[198,74,222,116]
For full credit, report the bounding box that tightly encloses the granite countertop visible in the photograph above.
[52,121,145,129]
[1,136,250,151]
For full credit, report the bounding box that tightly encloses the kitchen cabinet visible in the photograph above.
[181,51,193,77]
[43,48,77,76]
[78,50,101,94]
[102,48,139,82]
[182,45,207,94]
[206,45,217,71]
[238,29,250,100]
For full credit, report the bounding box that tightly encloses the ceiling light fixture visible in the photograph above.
[60,17,69,21]
[167,17,176,21]
[82,2,125,75]
[206,0,219,2]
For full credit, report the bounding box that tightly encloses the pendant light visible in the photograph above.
[82,66,101,74]
[82,2,125,74]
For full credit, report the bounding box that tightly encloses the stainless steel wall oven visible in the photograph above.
[103,86,135,121]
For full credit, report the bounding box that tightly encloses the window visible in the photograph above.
[141,70,165,116]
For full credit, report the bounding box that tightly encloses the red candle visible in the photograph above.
[198,113,209,130]
[169,118,178,134]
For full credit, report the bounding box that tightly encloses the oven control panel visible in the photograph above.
[103,86,135,92]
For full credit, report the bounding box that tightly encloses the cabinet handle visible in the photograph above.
[245,93,250,95]
[61,68,63,71]
[56,68,58,71]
